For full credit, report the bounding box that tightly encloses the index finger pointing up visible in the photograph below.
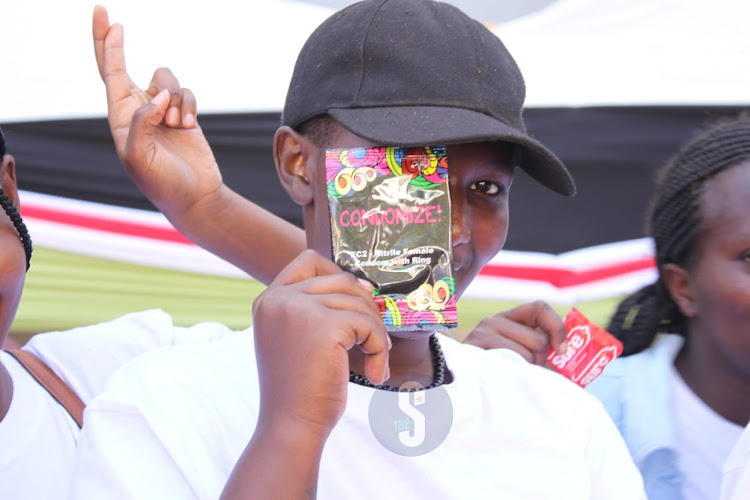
[92,6,135,105]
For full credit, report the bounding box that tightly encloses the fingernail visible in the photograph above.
[151,88,169,105]
[166,106,179,126]
[356,278,373,291]
[183,113,195,128]
[558,341,568,355]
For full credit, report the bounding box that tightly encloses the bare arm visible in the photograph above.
[221,251,390,499]
[92,6,305,285]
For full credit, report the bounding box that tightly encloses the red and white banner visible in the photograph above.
[20,190,657,303]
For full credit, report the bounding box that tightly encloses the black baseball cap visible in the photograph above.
[282,0,575,196]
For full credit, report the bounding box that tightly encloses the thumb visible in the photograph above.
[123,89,170,166]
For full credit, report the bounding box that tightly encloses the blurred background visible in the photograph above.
[2,0,748,345]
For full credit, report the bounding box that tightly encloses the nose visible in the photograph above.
[451,195,470,246]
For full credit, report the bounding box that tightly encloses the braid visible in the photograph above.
[607,282,687,355]
[610,114,750,355]
[0,189,32,271]
[0,129,33,270]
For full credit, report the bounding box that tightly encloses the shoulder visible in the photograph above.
[25,309,235,356]
[439,333,609,423]
[23,310,239,402]
[586,333,683,399]
[23,309,176,368]
[88,329,257,416]
[77,329,259,493]
[437,333,644,493]
[0,351,79,498]
[584,334,682,451]
[68,330,257,499]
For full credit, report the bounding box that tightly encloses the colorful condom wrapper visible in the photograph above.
[327,146,457,331]
[546,308,623,387]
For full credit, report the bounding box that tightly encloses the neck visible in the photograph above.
[348,333,434,386]
[675,332,750,426]
[0,360,12,422]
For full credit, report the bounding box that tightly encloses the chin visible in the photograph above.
[387,329,439,341]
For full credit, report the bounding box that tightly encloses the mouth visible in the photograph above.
[452,253,470,274]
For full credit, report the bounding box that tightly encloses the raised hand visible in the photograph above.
[92,5,222,214]
[92,6,306,285]
[221,251,391,499]
[252,250,390,431]
[462,301,568,366]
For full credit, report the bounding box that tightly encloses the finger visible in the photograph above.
[271,274,382,326]
[147,68,185,128]
[92,5,110,79]
[363,341,390,385]
[295,271,376,302]
[272,250,373,291]
[123,88,170,167]
[468,310,548,348]
[324,293,382,324]
[488,335,535,364]
[333,312,390,384]
[503,301,568,355]
[469,319,541,361]
[98,20,137,107]
[486,318,548,352]
[180,88,198,128]
[277,289,382,328]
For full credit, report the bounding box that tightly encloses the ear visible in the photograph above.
[1,154,20,209]
[661,263,697,318]
[273,126,315,205]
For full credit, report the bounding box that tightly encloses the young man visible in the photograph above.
[90,6,570,365]
[69,1,645,498]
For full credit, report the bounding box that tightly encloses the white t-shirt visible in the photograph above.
[0,309,236,500]
[672,366,744,500]
[69,330,645,499]
[722,422,750,500]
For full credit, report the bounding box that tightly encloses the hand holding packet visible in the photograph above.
[326,146,457,331]
[546,308,623,387]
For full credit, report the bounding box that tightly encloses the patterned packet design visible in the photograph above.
[546,308,624,387]
[326,146,457,331]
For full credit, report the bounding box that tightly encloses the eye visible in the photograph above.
[470,180,503,195]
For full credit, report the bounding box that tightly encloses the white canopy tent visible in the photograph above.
[2,0,335,123]
[496,0,750,107]
[8,0,748,120]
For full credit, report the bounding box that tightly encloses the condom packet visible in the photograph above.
[546,308,623,387]
[326,146,457,331]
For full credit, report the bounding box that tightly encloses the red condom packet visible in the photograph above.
[546,308,623,387]
[326,146,457,331]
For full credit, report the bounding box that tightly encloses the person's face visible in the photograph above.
[305,127,515,300]
[684,159,750,377]
[0,155,26,344]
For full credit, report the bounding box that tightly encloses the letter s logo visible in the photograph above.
[398,390,426,447]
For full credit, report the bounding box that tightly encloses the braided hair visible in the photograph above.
[608,114,750,355]
[0,128,33,271]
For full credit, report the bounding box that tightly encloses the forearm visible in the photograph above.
[220,420,328,499]
[160,184,305,285]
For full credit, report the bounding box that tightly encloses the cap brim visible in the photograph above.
[329,106,576,196]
